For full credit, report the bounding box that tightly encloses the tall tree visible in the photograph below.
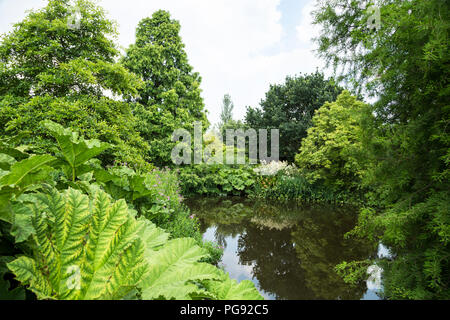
[217,93,247,142]
[0,0,148,165]
[219,94,234,127]
[313,0,449,299]
[122,10,209,166]
[295,91,371,193]
[245,72,343,163]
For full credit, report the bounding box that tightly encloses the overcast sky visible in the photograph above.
[0,0,328,125]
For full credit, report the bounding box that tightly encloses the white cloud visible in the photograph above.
[0,0,324,125]
[296,1,319,45]
[0,0,46,32]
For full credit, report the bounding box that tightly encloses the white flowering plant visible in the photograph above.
[253,160,297,176]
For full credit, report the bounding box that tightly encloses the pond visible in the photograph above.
[185,197,382,300]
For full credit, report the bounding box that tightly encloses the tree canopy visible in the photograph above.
[122,10,209,166]
[219,94,235,128]
[313,0,449,299]
[0,0,149,166]
[295,91,370,192]
[245,72,343,162]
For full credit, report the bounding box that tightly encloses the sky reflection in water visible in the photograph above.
[186,197,382,300]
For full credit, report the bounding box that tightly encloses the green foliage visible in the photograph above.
[140,237,221,300]
[295,91,370,193]
[93,164,201,241]
[245,72,343,162]
[0,0,149,166]
[0,1,262,300]
[314,0,450,299]
[7,188,148,300]
[3,173,260,301]
[0,152,56,229]
[203,271,264,300]
[178,164,256,197]
[251,173,347,204]
[43,120,110,182]
[0,123,257,300]
[355,191,450,299]
[219,94,235,129]
[249,161,354,203]
[199,240,225,266]
[334,260,372,286]
[122,10,209,166]
[0,276,25,300]
[0,256,26,300]
[0,155,55,195]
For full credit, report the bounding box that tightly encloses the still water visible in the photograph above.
[185,197,382,300]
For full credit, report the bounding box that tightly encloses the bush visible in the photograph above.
[250,160,356,204]
[295,91,370,193]
[178,164,256,197]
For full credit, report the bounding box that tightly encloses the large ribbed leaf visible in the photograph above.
[7,256,52,299]
[0,155,55,189]
[0,154,55,226]
[7,188,147,300]
[0,141,29,162]
[6,188,264,301]
[140,238,222,300]
[42,120,110,181]
[202,271,264,300]
[0,187,14,223]
[137,217,170,251]
[0,153,15,171]
[9,201,35,243]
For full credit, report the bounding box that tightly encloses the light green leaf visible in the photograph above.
[42,120,110,181]
[203,271,264,300]
[8,188,147,300]
[7,256,52,299]
[10,202,35,243]
[140,238,222,300]
[0,153,16,171]
[0,155,55,189]
[137,217,170,252]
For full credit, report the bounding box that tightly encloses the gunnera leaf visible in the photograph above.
[7,188,147,300]
[42,120,110,181]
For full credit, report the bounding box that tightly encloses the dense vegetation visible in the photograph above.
[0,0,149,167]
[0,121,259,300]
[246,72,343,162]
[183,0,450,300]
[310,0,449,299]
[0,0,261,300]
[122,10,209,166]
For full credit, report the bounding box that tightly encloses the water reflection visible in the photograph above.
[186,197,380,300]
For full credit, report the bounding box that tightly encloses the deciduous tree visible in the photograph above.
[122,10,209,166]
[245,72,343,162]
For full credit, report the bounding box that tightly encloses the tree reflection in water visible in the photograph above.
[185,197,376,300]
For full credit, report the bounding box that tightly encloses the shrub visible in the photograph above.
[178,164,256,197]
[295,91,370,193]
